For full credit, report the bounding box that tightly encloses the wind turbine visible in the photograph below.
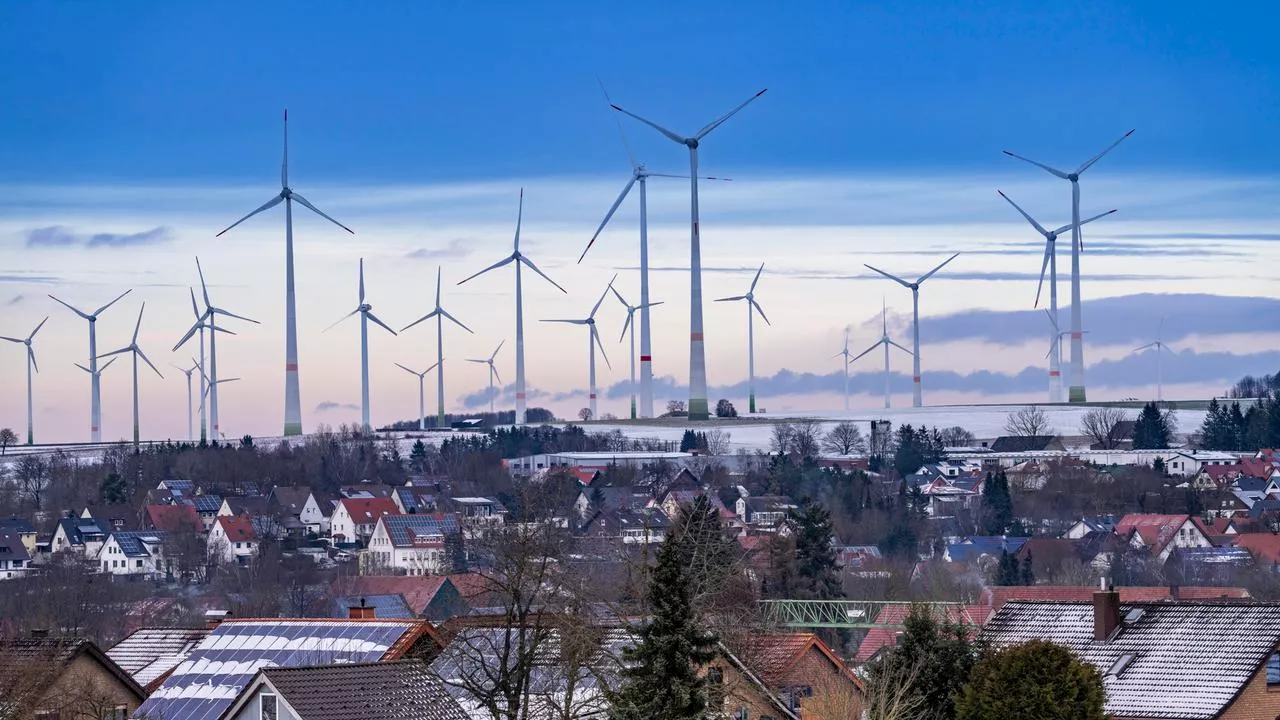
[1136,315,1172,399]
[864,254,959,407]
[327,259,397,432]
[404,267,472,428]
[0,317,48,445]
[99,303,163,449]
[542,276,616,420]
[579,83,729,419]
[714,263,769,414]
[850,302,913,409]
[170,360,199,443]
[48,289,131,441]
[458,189,566,425]
[833,329,853,412]
[610,88,767,420]
[197,363,241,441]
[1003,129,1134,403]
[610,286,663,420]
[174,258,256,442]
[395,361,441,431]
[998,190,1116,403]
[215,110,354,436]
[466,343,504,416]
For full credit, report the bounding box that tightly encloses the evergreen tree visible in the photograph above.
[792,500,843,600]
[1229,402,1247,448]
[894,424,926,476]
[956,640,1105,720]
[995,550,1020,585]
[409,440,428,472]
[1132,402,1172,449]
[1198,398,1235,450]
[868,605,977,720]
[1020,552,1035,585]
[761,533,798,599]
[610,526,719,720]
[99,472,127,504]
[981,472,1014,535]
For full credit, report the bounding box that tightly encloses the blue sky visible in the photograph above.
[1,2,1279,441]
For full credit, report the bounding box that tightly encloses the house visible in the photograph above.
[330,594,416,620]
[365,513,461,575]
[1233,476,1280,509]
[1115,513,1213,561]
[988,435,1065,453]
[98,530,167,578]
[979,587,1280,719]
[142,503,202,535]
[189,494,224,531]
[81,504,135,534]
[736,495,798,531]
[0,636,146,719]
[1232,532,1280,570]
[1063,515,1119,540]
[393,486,439,515]
[106,626,210,692]
[1166,546,1255,585]
[723,633,864,715]
[135,616,443,720]
[209,515,258,564]
[268,485,314,535]
[447,497,506,536]
[579,507,671,545]
[52,514,108,557]
[943,536,1029,564]
[1163,450,1239,478]
[0,517,38,555]
[219,660,469,720]
[331,575,470,621]
[331,497,400,545]
[218,495,272,519]
[572,485,649,522]
[0,529,33,580]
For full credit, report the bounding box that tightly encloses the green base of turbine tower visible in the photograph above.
[630,399,637,420]
[749,393,756,414]
[688,398,710,421]
[284,422,303,437]
[1069,386,1087,403]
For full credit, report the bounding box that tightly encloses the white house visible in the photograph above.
[1163,450,1239,478]
[330,497,399,545]
[1115,514,1213,562]
[448,497,506,538]
[365,513,461,575]
[299,493,331,534]
[209,515,258,564]
[0,530,32,580]
[98,530,167,578]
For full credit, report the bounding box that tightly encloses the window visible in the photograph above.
[1267,653,1280,686]
[1107,653,1137,678]
[136,559,143,568]
[261,692,278,720]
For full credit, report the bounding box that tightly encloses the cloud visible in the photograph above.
[315,401,360,412]
[0,273,59,284]
[6,294,24,306]
[407,238,474,260]
[24,225,173,249]
[458,383,550,409]
[625,266,1202,283]
[1103,232,1280,242]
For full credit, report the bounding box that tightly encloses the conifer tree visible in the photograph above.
[793,500,843,600]
[981,472,1014,535]
[1132,402,1172,449]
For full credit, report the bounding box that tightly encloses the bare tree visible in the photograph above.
[770,423,794,455]
[16,455,49,510]
[1080,407,1130,449]
[1004,406,1053,438]
[855,660,926,720]
[0,428,15,455]
[577,408,592,422]
[665,400,686,416]
[939,426,976,448]
[704,429,732,456]
[790,420,822,459]
[821,421,867,455]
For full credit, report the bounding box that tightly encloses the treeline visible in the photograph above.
[1199,397,1280,451]
[384,406,555,430]
[1227,372,1280,399]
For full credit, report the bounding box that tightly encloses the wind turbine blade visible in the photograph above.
[850,341,882,363]
[642,301,664,309]
[579,176,636,264]
[465,358,488,364]
[395,362,420,376]
[888,338,914,355]
[195,256,212,309]
[619,311,633,343]
[541,319,588,325]
[172,322,201,352]
[609,284,630,310]
[212,307,260,325]
[1133,342,1157,353]
[917,253,960,284]
[27,316,48,342]
[211,325,237,336]
[28,346,37,374]
[611,104,686,145]
[590,275,617,319]
[365,311,398,335]
[863,264,913,289]
[749,263,765,293]
[597,78,637,169]
[1034,243,1051,309]
[751,298,771,326]
[48,295,91,320]
[74,362,92,374]
[457,254,515,286]
[694,88,768,140]
[97,347,130,360]
[490,340,504,360]
[1075,208,1119,229]
[1043,307,1060,332]
[715,295,747,302]
[291,192,354,234]
[131,303,146,344]
[100,356,118,372]
[648,173,734,182]
[189,287,201,320]
[996,190,1051,236]
[93,289,133,317]
[514,188,524,253]
[491,365,502,384]
[440,308,473,334]
[427,360,442,373]
[519,256,567,293]
[216,194,284,237]
[1076,129,1136,174]
[1001,151,1070,180]
[358,258,365,305]
[0,336,22,344]
[400,309,441,333]
[324,309,360,332]
[593,325,611,369]
[1158,315,1165,342]
[136,347,163,378]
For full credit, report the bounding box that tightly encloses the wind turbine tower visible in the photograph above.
[466,343,504,416]
[99,303,163,449]
[458,190,566,425]
[1134,317,1176,403]
[849,302,913,409]
[395,361,440,431]
[610,286,662,420]
[1003,129,1134,403]
[404,268,472,428]
[171,360,199,443]
[216,110,354,436]
[611,88,767,419]
[327,259,397,432]
[864,254,959,407]
[0,317,48,445]
[997,190,1115,403]
[175,258,257,441]
[833,329,853,412]
[48,289,131,441]
[714,263,769,414]
[542,276,616,420]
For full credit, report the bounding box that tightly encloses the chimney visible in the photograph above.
[1093,577,1121,642]
[205,609,230,630]
[348,597,375,620]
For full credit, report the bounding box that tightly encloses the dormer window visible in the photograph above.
[1107,653,1137,678]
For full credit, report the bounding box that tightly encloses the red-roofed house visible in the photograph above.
[1115,513,1212,561]
[331,497,400,545]
[209,515,257,564]
[1233,533,1280,569]
[725,633,863,716]
[142,504,202,534]
[853,604,991,664]
[571,468,601,486]
[332,575,470,620]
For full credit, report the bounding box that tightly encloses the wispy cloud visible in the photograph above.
[0,273,59,284]
[625,266,1203,283]
[6,294,23,306]
[406,237,474,260]
[24,225,173,249]
[315,401,359,412]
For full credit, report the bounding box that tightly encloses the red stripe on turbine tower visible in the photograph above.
[691,332,704,341]
[286,363,298,371]
[639,355,652,361]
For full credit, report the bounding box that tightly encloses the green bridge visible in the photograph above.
[758,600,982,629]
